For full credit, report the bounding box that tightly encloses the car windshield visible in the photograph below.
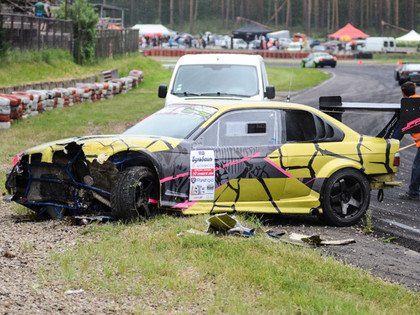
[123,105,218,138]
[171,64,259,97]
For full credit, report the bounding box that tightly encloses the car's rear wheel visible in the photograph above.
[313,61,318,68]
[111,166,159,221]
[319,169,370,226]
[301,61,306,68]
[332,64,336,68]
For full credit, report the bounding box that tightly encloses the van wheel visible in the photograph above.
[319,169,370,226]
[111,166,159,221]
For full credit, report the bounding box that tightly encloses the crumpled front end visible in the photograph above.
[4,136,170,218]
[5,141,119,217]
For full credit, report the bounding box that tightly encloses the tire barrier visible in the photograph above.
[0,69,143,130]
[142,49,355,60]
[0,97,11,130]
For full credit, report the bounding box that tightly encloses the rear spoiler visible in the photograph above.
[319,96,400,138]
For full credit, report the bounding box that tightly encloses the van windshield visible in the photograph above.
[171,64,259,97]
[123,105,218,139]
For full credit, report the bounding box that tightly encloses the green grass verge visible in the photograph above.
[43,215,419,314]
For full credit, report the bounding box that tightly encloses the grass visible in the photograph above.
[2,53,418,313]
[44,215,420,314]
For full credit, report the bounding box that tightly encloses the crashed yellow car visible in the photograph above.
[5,101,400,226]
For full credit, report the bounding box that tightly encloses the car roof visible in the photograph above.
[169,100,358,134]
[176,53,263,66]
[171,99,326,113]
[402,64,420,70]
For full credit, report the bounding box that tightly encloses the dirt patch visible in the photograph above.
[0,203,418,313]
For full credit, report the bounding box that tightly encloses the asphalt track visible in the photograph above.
[269,61,420,251]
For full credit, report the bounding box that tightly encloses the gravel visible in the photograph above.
[1,199,419,314]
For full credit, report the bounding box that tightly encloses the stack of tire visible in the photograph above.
[0,69,143,130]
[0,94,23,125]
[0,96,11,130]
[128,70,144,86]
[12,92,32,118]
[27,90,48,111]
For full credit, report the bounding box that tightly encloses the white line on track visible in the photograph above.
[379,218,420,234]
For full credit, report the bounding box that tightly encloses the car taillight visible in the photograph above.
[393,152,400,166]
[334,57,337,61]
[401,71,409,76]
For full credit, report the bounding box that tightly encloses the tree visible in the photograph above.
[58,0,99,64]
[0,0,9,59]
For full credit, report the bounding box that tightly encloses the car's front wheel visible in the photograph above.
[319,169,370,226]
[111,166,159,221]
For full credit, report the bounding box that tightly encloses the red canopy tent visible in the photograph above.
[329,23,370,40]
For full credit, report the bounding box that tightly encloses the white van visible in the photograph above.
[359,37,395,52]
[158,54,275,106]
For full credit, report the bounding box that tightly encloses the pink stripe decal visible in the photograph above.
[263,157,293,178]
[220,152,261,169]
[172,200,198,209]
[148,198,159,204]
[160,172,189,183]
[304,178,316,185]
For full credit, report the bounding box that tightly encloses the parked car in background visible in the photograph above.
[221,38,248,49]
[359,37,395,52]
[311,45,334,53]
[394,63,420,85]
[287,42,304,51]
[5,101,401,226]
[301,52,337,68]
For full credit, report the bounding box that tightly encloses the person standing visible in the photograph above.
[44,0,51,18]
[398,81,420,201]
[33,1,47,17]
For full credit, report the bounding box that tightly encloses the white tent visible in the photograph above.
[131,24,177,37]
[396,30,420,45]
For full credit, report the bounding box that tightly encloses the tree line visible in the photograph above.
[98,0,419,36]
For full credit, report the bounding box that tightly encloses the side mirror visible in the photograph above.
[265,85,275,99]
[158,84,168,98]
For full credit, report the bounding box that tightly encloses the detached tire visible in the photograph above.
[111,166,158,221]
[319,169,370,226]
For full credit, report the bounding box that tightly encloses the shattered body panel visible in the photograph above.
[5,101,400,225]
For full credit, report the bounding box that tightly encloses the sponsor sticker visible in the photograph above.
[190,150,215,201]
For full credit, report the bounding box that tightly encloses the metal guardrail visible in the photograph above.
[0,13,73,53]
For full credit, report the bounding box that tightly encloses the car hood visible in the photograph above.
[22,134,183,164]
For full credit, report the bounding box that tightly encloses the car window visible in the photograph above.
[283,109,344,142]
[123,105,218,138]
[196,109,278,146]
[172,64,259,97]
